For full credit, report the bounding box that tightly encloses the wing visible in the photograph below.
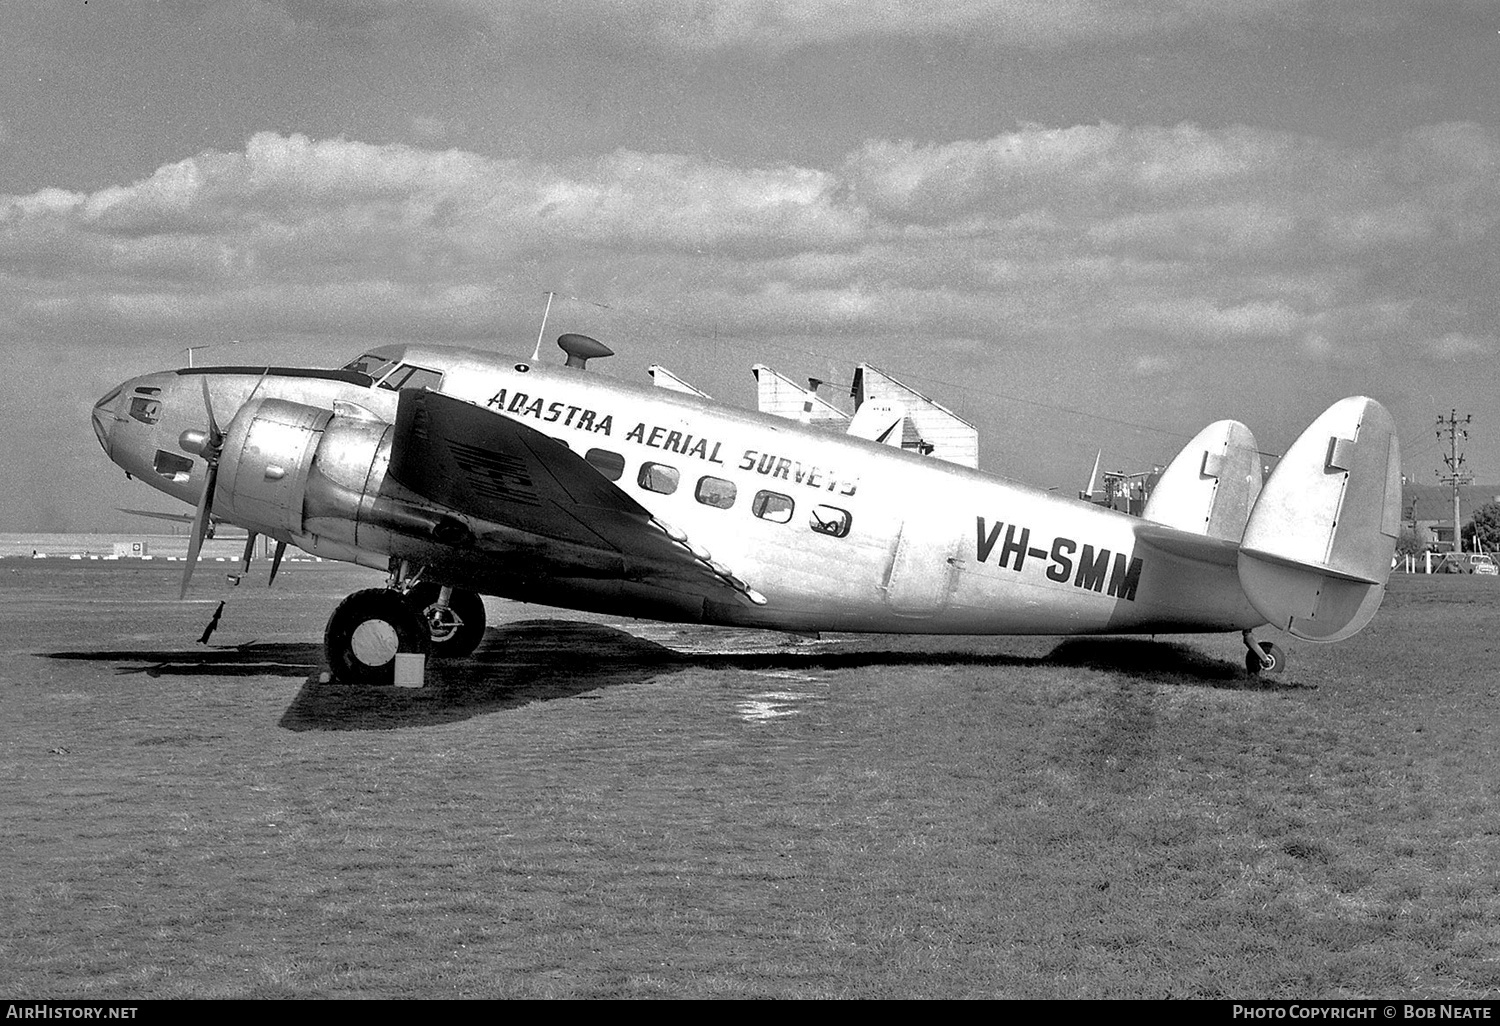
[386,388,765,605]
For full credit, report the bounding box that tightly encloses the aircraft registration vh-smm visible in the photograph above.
[90,331,1401,684]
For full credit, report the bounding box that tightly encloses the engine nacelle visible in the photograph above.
[214,396,471,559]
[215,397,343,538]
[216,395,393,547]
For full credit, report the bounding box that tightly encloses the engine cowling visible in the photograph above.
[214,396,392,540]
[213,396,470,559]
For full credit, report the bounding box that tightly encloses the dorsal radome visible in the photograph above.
[558,333,613,370]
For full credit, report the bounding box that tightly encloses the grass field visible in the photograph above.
[1,561,1497,998]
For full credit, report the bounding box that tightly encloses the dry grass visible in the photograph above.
[1,562,1497,998]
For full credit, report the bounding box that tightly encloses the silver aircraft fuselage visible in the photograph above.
[92,342,1265,636]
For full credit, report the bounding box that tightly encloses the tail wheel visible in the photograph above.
[1245,641,1285,677]
[405,583,487,659]
[324,588,430,685]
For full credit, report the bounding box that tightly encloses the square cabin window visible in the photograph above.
[752,490,794,524]
[638,462,680,495]
[695,475,736,509]
[810,504,852,538]
[585,448,625,481]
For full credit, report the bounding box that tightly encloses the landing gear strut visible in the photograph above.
[1242,629,1286,677]
[404,582,487,659]
[322,566,489,684]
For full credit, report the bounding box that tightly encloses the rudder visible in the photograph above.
[1237,397,1401,642]
[1142,420,1262,540]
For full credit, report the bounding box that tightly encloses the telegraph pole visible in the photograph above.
[1437,410,1473,553]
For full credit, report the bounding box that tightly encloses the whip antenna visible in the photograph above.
[530,291,555,362]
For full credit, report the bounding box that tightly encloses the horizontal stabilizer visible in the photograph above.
[1237,397,1401,642]
[1142,420,1261,540]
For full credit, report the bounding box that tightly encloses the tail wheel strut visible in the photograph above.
[1242,630,1286,677]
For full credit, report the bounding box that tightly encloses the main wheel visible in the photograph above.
[324,588,430,685]
[1245,641,1285,677]
[405,583,487,659]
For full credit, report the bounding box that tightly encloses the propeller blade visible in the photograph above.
[200,376,223,448]
[179,461,217,598]
[181,375,231,599]
[117,507,195,524]
[267,540,288,587]
[237,532,258,576]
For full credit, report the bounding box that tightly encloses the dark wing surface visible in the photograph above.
[387,389,764,605]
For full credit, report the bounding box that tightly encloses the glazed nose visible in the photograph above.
[91,384,124,456]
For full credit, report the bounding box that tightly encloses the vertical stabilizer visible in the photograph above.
[1236,397,1401,642]
[1142,421,1261,540]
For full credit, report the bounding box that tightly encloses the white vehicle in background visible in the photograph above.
[1436,552,1498,575]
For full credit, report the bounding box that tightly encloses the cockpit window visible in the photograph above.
[129,396,161,425]
[377,364,444,392]
[341,353,402,379]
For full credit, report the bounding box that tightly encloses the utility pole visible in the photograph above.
[1436,410,1473,553]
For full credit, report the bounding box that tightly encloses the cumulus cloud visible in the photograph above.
[426,0,1427,51]
[1426,332,1498,360]
[3,120,1498,375]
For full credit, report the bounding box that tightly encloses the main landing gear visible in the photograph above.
[1242,629,1286,678]
[322,566,488,685]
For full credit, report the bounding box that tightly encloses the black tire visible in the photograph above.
[324,588,430,685]
[1245,641,1285,677]
[405,583,487,659]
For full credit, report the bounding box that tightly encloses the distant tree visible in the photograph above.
[1467,501,1500,553]
[1394,528,1424,559]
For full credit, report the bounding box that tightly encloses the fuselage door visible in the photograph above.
[882,513,963,617]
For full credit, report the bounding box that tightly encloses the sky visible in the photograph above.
[3,0,1499,531]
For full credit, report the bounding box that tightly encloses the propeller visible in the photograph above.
[268,540,288,587]
[179,378,225,599]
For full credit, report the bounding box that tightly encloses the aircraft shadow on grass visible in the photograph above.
[43,619,1294,733]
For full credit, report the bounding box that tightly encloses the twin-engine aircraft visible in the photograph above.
[91,333,1401,684]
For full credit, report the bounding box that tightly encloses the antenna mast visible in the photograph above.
[531,291,555,363]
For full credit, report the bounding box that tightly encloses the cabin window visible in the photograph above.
[752,490,794,524]
[695,476,736,509]
[810,504,852,538]
[153,449,194,484]
[638,462,680,495]
[128,396,161,425]
[585,448,625,481]
[378,364,444,392]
